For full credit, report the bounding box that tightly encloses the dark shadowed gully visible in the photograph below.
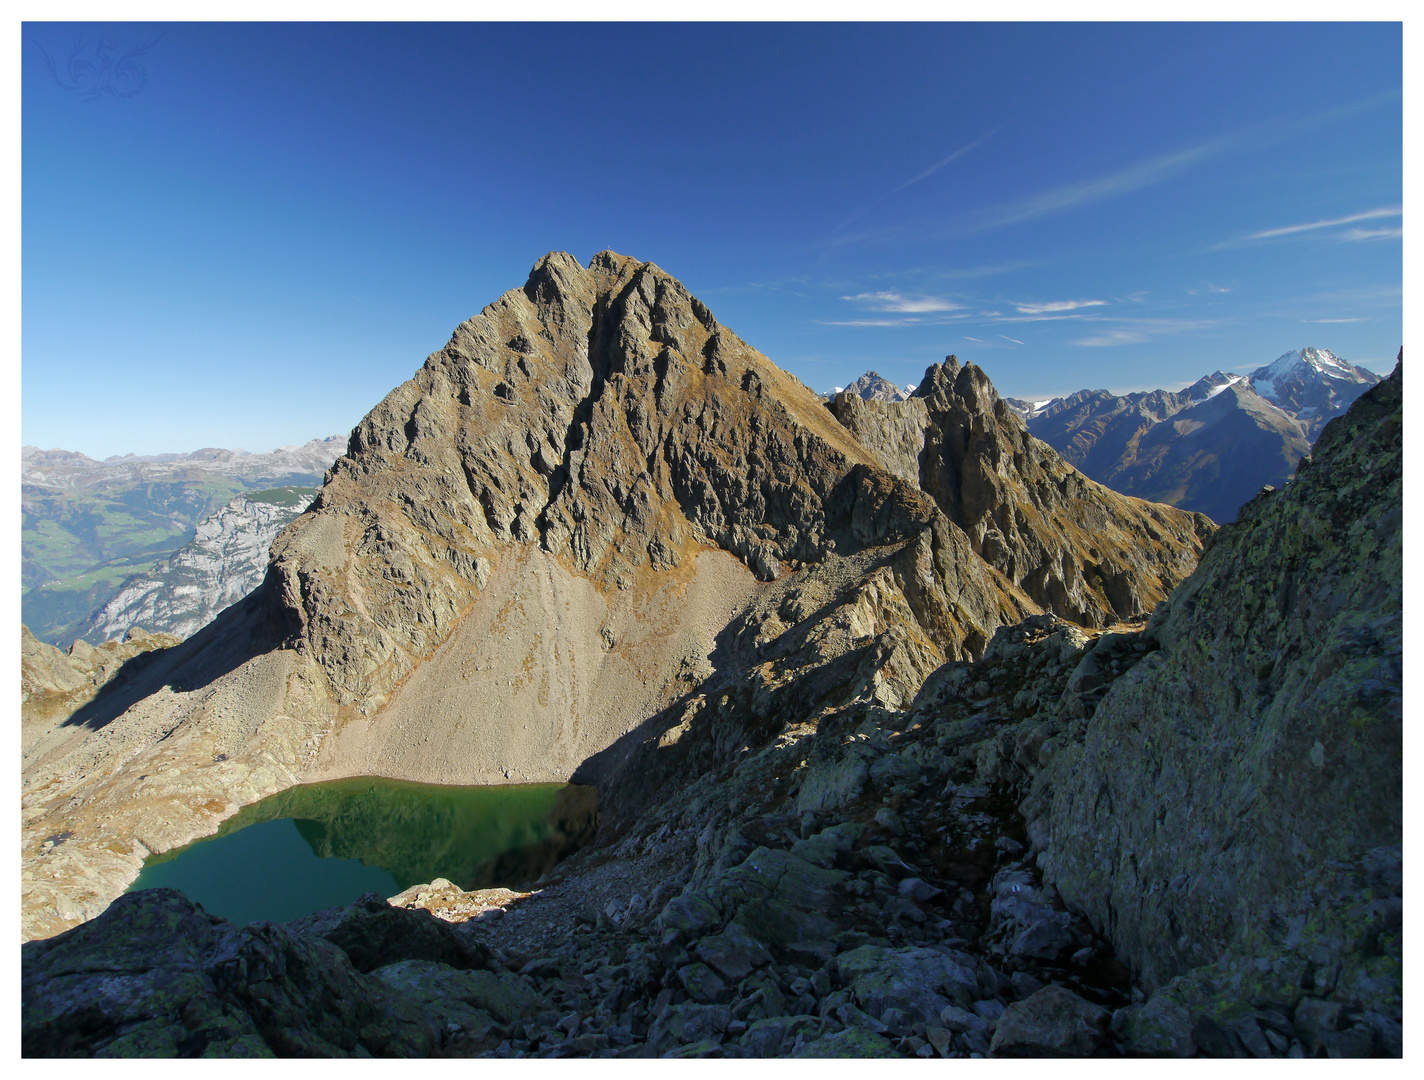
[21,255,1400,1059]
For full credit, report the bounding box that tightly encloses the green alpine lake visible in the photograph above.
[127,777,598,926]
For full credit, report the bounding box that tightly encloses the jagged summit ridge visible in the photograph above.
[832,354,1211,626]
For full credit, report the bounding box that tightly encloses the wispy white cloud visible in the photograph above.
[1188,283,1231,296]
[1339,226,1403,242]
[999,335,1025,345]
[936,259,1040,280]
[1013,299,1106,315]
[963,336,986,343]
[969,138,1236,234]
[836,131,999,232]
[1303,317,1370,324]
[973,92,1400,237]
[819,318,923,327]
[1240,207,1401,243]
[820,91,1401,254]
[888,131,999,196]
[1073,330,1148,347]
[1070,317,1215,347]
[842,290,963,313]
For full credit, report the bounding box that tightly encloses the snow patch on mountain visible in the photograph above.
[1207,376,1247,399]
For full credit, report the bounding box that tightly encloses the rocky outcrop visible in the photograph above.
[831,357,1213,626]
[78,488,317,644]
[21,625,180,732]
[1029,362,1402,1024]
[20,888,507,1056]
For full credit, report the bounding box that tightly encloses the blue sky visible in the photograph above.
[22,21,1402,458]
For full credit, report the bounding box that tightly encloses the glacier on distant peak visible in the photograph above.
[1245,347,1380,437]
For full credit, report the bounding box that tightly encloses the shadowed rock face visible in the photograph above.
[831,356,1213,627]
[1031,362,1402,1008]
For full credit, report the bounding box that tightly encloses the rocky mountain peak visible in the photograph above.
[1248,347,1381,438]
[271,251,993,707]
[908,353,964,400]
[842,371,909,403]
[830,355,1211,627]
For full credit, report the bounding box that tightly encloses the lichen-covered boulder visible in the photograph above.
[990,984,1110,1056]
[1034,363,1403,1015]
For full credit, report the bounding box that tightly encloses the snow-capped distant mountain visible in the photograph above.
[1023,369,1311,523]
[1247,348,1381,438]
[1007,371,1249,422]
[840,371,911,403]
[1017,347,1388,522]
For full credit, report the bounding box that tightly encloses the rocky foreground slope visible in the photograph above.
[20,252,1207,945]
[22,257,1399,1059]
[1033,359,1402,1028]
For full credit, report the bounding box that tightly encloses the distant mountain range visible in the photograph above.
[21,437,344,493]
[21,437,343,645]
[77,487,319,644]
[1000,348,1380,523]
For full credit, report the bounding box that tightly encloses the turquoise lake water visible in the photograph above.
[127,777,597,926]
